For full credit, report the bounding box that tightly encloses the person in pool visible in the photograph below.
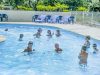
[78,46,88,67]
[55,30,61,37]
[19,34,24,41]
[47,30,54,38]
[93,44,99,54]
[55,43,62,53]
[5,28,8,31]
[33,28,42,38]
[84,36,91,48]
[24,41,35,54]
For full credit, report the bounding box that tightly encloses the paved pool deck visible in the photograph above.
[0,22,100,41]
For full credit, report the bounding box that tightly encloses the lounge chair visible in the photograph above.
[60,16,71,24]
[35,15,47,23]
[50,15,59,23]
[32,15,39,22]
[2,14,8,22]
[0,14,2,22]
[45,15,52,23]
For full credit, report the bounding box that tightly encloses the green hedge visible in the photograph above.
[77,7,88,11]
[17,6,33,11]
[36,3,69,12]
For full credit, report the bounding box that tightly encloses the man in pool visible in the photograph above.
[19,34,24,41]
[47,30,54,38]
[93,44,99,54]
[55,43,62,53]
[78,46,88,67]
[24,41,35,54]
[84,35,91,48]
[33,28,42,38]
[55,30,61,37]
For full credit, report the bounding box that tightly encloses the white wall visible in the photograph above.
[0,10,71,22]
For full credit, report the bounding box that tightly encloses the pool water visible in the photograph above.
[0,24,100,75]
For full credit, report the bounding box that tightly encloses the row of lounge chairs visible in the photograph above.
[32,15,75,24]
[0,14,8,22]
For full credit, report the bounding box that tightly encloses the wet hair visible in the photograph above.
[81,46,87,51]
[85,35,91,40]
[28,41,33,45]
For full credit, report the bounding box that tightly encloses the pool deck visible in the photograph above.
[0,35,6,42]
[0,22,100,41]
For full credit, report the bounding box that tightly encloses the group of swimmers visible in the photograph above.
[78,36,99,67]
[18,28,61,41]
[4,28,99,67]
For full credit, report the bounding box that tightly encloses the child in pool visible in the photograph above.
[24,41,35,54]
[55,43,62,53]
[19,34,24,41]
[55,30,61,37]
[33,28,42,38]
[47,30,54,38]
[93,44,99,54]
[84,36,91,48]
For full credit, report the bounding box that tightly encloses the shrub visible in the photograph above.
[17,6,33,11]
[77,7,88,11]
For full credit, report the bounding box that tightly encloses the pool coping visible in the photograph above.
[0,22,100,41]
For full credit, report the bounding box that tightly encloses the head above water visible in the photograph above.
[28,41,33,45]
[93,44,97,48]
[85,35,91,40]
[81,46,87,51]
[55,43,60,49]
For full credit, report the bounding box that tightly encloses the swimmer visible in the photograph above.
[93,44,99,54]
[84,35,91,48]
[55,30,61,37]
[19,34,24,41]
[5,28,8,31]
[33,28,42,38]
[85,35,91,41]
[55,43,62,53]
[47,30,54,38]
[78,46,88,67]
[84,40,90,48]
[24,41,35,54]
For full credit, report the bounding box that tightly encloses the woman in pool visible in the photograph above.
[47,30,54,38]
[78,46,88,67]
[55,43,62,53]
[84,36,91,48]
[93,44,99,54]
[55,30,61,37]
[19,34,24,41]
[24,41,35,54]
[33,28,42,38]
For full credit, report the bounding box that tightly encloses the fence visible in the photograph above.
[0,10,100,27]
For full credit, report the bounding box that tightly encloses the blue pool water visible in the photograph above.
[0,24,100,75]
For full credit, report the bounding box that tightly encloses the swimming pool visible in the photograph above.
[0,24,100,75]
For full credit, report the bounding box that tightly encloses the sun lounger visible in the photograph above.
[35,15,46,23]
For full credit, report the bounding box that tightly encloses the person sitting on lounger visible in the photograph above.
[33,28,42,38]
[47,30,54,38]
[55,30,61,37]
[93,44,99,54]
[19,34,24,41]
[55,43,62,53]
[24,41,35,54]
[78,46,88,67]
